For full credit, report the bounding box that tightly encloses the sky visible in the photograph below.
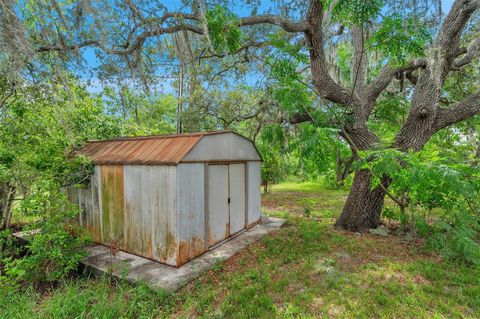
[82,0,456,94]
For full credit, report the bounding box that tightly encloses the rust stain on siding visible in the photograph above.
[208,231,215,247]
[158,232,176,263]
[145,236,153,259]
[91,228,101,242]
[100,165,125,247]
[124,200,133,252]
[100,167,111,243]
[114,165,125,246]
[225,223,230,239]
[177,236,205,266]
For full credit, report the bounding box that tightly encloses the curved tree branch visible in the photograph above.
[37,24,204,55]
[453,37,480,69]
[364,59,427,117]
[435,0,479,83]
[35,7,308,55]
[240,15,308,32]
[436,91,480,129]
[304,0,356,108]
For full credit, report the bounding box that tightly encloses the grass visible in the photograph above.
[262,180,349,219]
[2,181,479,318]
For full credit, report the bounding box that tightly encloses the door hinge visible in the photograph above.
[228,197,231,204]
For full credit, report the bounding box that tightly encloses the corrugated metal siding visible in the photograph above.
[207,165,230,246]
[123,165,139,255]
[78,186,91,234]
[176,163,206,265]
[152,165,178,266]
[65,168,102,242]
[247,162,261,227]
[100,165,125,244]
[90,167,101,242]
[65,186,78,225]
[124,165,178,266]
[229,164,246,235]
[182,132,261,162]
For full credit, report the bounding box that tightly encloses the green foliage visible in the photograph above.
[269,56,301,83]
[2,1,479,316]
[257,122,352,185]
[337,43,353,84]
[267,52,313,116]
[331,0,384,26]
[423,212,480,266]
[62,155,95,188]
[206,5,243,53]
[368,14,431,65]
[268,33,309,64]
[0,79,125,285]
[2,183,89,283]
[103,88,177,134]
[296,124,351,182]
[382,207,404,223]
[267,36,313,115]
[364,150,478,211]
[373,95,409,125]
[363,148,480,265]
[0,230,22,288]
[257,124,285,183]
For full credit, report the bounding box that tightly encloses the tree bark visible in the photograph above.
[335,150,354,186]
[334,170,388,231]
[0,185,15,230]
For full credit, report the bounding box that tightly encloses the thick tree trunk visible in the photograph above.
[334,170,388,231]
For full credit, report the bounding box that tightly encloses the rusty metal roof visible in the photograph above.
[77,131,239,165]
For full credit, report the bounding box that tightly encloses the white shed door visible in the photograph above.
[208,164,246,247]
[229,164,245,235]
[208,165,229,246]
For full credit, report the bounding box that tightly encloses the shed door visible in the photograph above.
[229,164,245,235]
[208,164,246,247]
[208,165,229,246]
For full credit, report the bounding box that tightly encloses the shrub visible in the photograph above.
[368,149,480,266]
[420,212,480,266]
[1,182,89,285]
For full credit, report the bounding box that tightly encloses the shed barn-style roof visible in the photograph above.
[77,131,261,165]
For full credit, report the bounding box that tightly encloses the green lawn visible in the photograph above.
[1,181,479,318]
[262,181,350,219]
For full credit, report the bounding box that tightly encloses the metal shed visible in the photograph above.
[67,131,262,267]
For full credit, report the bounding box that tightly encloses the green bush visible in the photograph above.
[1,183,89,285]
[368,149,480,266]
[421,212,480,266]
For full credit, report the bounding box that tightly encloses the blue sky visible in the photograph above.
[82,0,456,94]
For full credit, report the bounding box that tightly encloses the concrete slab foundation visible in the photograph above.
[81,216,284,291]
